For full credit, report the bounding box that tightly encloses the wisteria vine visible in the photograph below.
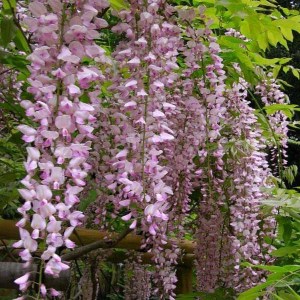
[15,0,109,296]
[12,1,290,299]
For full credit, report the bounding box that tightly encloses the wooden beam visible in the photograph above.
[0,220,195,294]
[0,219,196,255]
[0,262,70,290]
[106,251,195,267]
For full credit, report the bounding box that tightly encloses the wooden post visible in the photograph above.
[175,266,193,295]
[0,262,70,290]
[0,262,37,289]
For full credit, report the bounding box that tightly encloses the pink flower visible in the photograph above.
[55,115,72,130]
[39,200,56,218]
[26,147,40,161]
[57,47,80,64]
[41,130,59,140]
[49,288,61,297]
[31,214,46,239]
[36,185,52,201]
[45,254,69,277]
[40,284,47,296]
[121,212,132,221]
[18,189,35,202]
[14,272,31,291]
[41,245,56,260]
[68,211,84,226]
[18,125,37,142]
[48,167,65,189]
[29,2,47,17]
[129,219,137,229]
[47,217,62,233]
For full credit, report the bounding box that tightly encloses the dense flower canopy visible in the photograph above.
[6,0,291,298]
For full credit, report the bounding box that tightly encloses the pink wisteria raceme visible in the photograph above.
[225,75,275,290]
[177,16,230,292]
[124,258,152,300]
[102,0,182,297]
[15,0,109,296]
[255,74,289,172]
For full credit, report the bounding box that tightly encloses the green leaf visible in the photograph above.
[0,16,17,48]
[272,294,287,300]
[250,53,280,66]
[292,68,300,79]
[264,104,299,119]
[238,280,279,300]
[177,288,235,300]
[267,29,280,47]
[256,33,268,51]
[2,0,16,11]
[0,52,29,74]
[273,65,281,78]
[0,101,27,118]
[13,29,31,53]
[281,27,294,42]
[271,246,299,258]
[258,0,277,7]
[219,36,247,49]
[285,287,300,299]
[78,190,97,211]
[242,262,300,273]
[0,172,23,184]
[280,58,293,64]
[235,51,254,69]
[108,0,129,10]
[283,222,293,244]
[240,20,251,38]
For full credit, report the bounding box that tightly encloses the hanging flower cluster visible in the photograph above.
[255,73,289,171]
[225,28,250,42]
[14,1,287,298]
[15,0,109,295]
[178,18,229,292]
[124,259,152,300]
[225,75,276,290]
[96,0,182,297]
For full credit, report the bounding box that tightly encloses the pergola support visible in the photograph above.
[0,262,70,291]
[0,219,195,294]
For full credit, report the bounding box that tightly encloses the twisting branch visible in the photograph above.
[62,227,133,261]
[0,67,16,76]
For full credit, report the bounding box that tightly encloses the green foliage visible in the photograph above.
[237,184,300,298]
[238,264,300,300]
[0,16,16,48]
[0,0,31,54]
[78,190,98,211]
[264,104,300,120]
[108,0,129,10]
[177,288,235,299]
[0,136,25,217]
[180,0,300,84]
